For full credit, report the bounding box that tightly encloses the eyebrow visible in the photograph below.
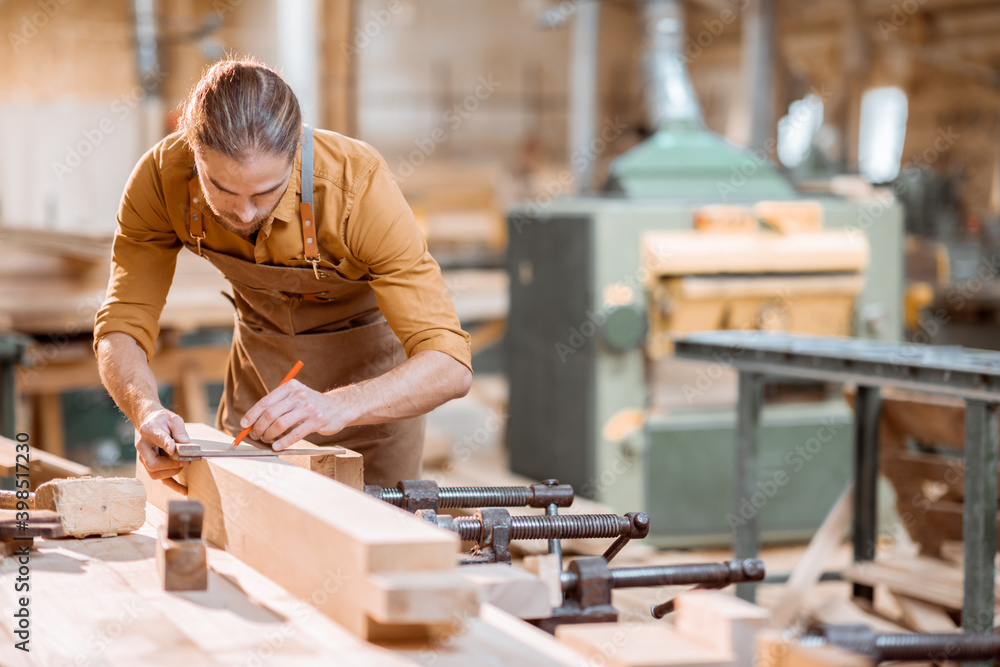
[208,175,286,197]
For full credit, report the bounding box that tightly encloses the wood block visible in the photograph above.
[755,629,793,667]
[365,571,479,624]
[675,591,770,667]
[891,592,959,633]
[556,622,734,667]
[458,564,552,619]
[34,476,145,538]
[156,530,207,592]
[810,598,911,634]
[693,205,758,234]
[753,200,824,234]
[782,643,874,667]
[522,553,564,608]
[139,422,464,641]
[279,440,364,490]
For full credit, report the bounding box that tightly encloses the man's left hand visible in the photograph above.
[240,380,353,451]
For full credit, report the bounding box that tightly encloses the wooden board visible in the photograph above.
[675,591,769,667]
[458,564,553,619]
[769,484,853,628]
[0,502,416,666]
[641,230,868,278]
[159,426,363,490]
[0,436,91,489]
[891,592,959,633]
[137,422,466,641]
[810,597,912,635]
[0,502,586,665]
[842,555,1000,613]
[556,622,735,667]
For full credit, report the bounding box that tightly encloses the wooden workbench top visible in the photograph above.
[0,503,584,666]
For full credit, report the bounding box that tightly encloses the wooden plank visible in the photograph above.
[641,230,868,277]
[162,424,363,490]
[17,343,230,395]
[556,622,735,667]
[877,390,967,449]
[0,502,413,666]
[458,564,552,619]
[522,553,564,608]
[757,627,876,667]
[0,436,91,488]
[675,591,769,667]
[365,571,479,624]
[34,476,145,538]
[810,597,912,634]
[842,556,1000,613]
[769,484,853,628]
[881,450,965,502]
[891,592,960,633]
[137,422,466,641]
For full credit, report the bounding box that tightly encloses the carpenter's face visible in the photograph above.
[195,148,293,237]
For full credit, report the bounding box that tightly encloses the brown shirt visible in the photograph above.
[94,130,472,372]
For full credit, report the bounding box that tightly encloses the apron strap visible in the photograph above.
[188,177,206,257]
[299,125,321,278]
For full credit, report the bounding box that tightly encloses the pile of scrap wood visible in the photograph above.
[876,389,988,558]
[841,548,994,633]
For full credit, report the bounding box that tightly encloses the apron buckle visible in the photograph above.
[192,232,206,257]
[309,258,323,279]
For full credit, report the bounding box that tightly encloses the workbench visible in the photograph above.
[0,502,585,666]
[674,331,1000,639]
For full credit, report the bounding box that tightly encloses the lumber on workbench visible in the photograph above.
[842,555,1000,613]
[557,621,735,667]
[0,501,415,666]
[137,422,470,641]
[756,629,875,667]
[676,591,770,667]
[1,501,585,666]
[0,436,91,489]
[457,564,552,619]
[34,476,145,538]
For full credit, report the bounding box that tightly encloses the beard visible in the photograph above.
[206,199,281,238]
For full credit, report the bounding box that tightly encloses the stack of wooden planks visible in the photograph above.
[875,388,992,558]
[841,550,994,633]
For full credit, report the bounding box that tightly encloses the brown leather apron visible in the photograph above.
[184,128,424,486]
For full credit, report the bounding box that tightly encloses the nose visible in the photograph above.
[234,200,256,224]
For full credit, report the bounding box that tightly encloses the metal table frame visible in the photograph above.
[674,332,1000,638]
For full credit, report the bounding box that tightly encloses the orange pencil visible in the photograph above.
[230,360,304,449]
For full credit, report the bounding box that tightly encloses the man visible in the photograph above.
[95,57,472,492]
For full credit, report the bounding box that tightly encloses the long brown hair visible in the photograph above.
[179,56,301,162]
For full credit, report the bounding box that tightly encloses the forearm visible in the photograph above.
[96,332,163,426]
[336,350,472,426]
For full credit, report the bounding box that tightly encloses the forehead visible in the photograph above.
[198,149,292,191]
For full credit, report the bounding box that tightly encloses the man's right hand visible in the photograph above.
[136,408,191,494]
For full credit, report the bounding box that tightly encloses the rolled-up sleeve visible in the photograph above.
[345,163,472,372]
[93,148,182,360]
